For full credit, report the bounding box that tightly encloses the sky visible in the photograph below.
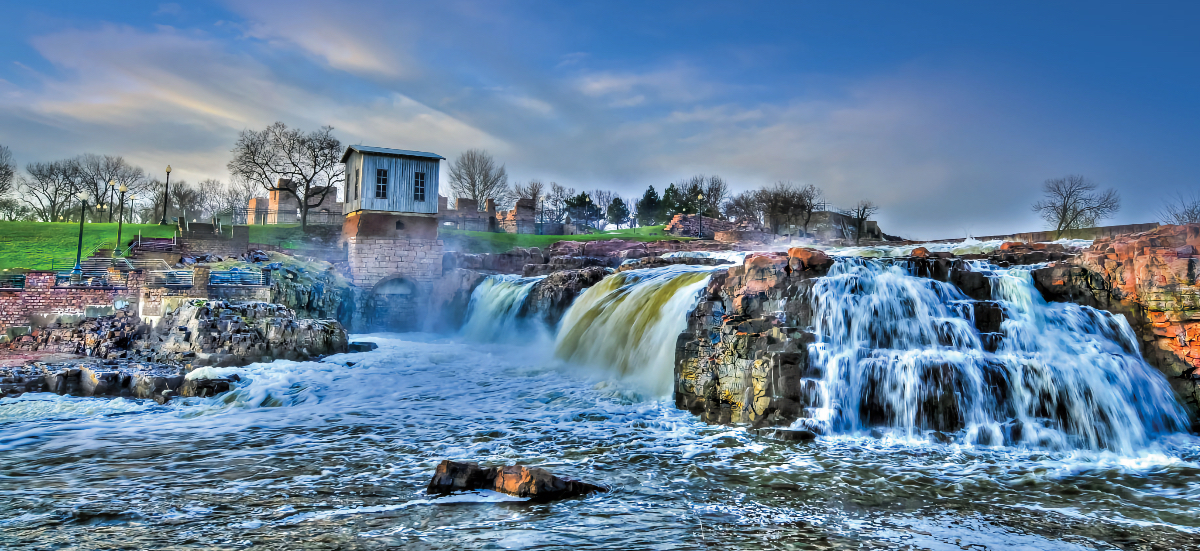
[1,0,1197,239]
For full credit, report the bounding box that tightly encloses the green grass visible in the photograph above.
[0,221,177,271]
[439,225,689,254]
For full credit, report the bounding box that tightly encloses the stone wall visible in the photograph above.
[970,222,1160,244]
[437,197,497,232]
[665,214,739,238]
[715,230,772,244]
[496,198,537,234]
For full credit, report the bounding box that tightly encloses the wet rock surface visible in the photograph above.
[519,267,612,326]
[136,300,348,367]
[0,360,237,402]
[427,460,606,501]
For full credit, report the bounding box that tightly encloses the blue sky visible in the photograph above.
[1,0,1197,238]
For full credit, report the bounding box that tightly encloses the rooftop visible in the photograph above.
[341,145,446,163]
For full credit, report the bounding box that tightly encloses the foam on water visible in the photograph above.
[0,332,1197,548]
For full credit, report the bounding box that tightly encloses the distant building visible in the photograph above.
[246,178,342,225]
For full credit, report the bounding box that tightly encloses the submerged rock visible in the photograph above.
[426,460,606,501]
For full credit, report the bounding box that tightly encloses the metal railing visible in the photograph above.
[209,269,269,286]
[0,274,26,289]
[146,270,195,288]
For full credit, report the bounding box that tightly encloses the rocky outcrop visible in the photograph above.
[427,460,605,501]
[1,308,144,358]
[519,267,612,326]
[674,249,833,426]
[1029,224,1200,405]
[0,360,236,402]
[134,300,348,367]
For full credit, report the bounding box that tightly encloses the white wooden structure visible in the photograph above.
[341,145,444,214]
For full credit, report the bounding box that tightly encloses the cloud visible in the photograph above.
[0,23,501,189]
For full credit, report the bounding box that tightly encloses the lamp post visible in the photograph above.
[72,191,88,278]
[115,184,129,257]
[158,164,172,225]
[697,192,705,239]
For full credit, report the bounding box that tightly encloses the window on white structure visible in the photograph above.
[375,168,388,199]
[354,168,360,200]
[414,172,426,202]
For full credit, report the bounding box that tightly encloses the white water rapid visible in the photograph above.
[460,274,546,342]
[798,258,1187,452]
[554,265,717,397]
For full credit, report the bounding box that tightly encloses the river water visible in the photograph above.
[1,257,1199,549]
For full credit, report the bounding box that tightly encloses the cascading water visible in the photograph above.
[799,257,1187,452]
[555,265,716,396]
[460,274,546,342]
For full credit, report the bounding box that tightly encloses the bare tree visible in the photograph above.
[590,189,614,226]
[0,145,14,200]
[759,181,808,235]
[1158,192,1200,225]
[842,200,879,244]
[22,159,84,222]
[796,184,823,236]
[723,190,763,225]
[540,182,575,223]
[77,154,148,222]
[701,175,729,218]
[227,122,344,228]
[447,149,510,209]
[514,179,545,204]
[1031,175,1120,238]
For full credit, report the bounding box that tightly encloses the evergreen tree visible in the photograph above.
[607,196,630,228]
[565,191,602,230]
[661,183,683,218]
[635,185,662,226]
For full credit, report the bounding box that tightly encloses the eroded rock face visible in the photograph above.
[674,248,830,427]
[136,300,348,367]
[426,460,605,501]
[520,267,612,326]
[1032,225,1200,404]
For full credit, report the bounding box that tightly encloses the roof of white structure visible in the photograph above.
[341,145,445,163]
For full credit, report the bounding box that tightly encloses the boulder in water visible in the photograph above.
[427,460,606,501]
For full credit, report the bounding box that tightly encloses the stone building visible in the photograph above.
[339,145,447,331]
[437,197,497,232]
[496,198,536,234]
[246,179,342,225]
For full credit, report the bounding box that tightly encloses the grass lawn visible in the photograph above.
[0,221,177,271]
[439,225,689,254]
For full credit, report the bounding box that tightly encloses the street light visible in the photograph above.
[115,184,129,257]
[72,191,88,278]
[697,192,705,239]
[159,164,172,225]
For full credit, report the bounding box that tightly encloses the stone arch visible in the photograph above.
[367,275,420,331]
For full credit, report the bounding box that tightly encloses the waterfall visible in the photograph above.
[555,265,715,396]
[461,275,546,342]
[802,258,1186,452]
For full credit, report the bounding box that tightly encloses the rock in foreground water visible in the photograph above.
[427,460,605,501]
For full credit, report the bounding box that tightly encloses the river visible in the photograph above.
[1,255,1198,549]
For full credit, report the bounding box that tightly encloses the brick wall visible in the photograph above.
[0,271,142,336]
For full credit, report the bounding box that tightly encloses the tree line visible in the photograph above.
[0,144,258,224]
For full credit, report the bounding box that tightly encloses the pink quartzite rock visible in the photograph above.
[427,460,606,501]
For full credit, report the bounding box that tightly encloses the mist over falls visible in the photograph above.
[463,256,1188,452]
